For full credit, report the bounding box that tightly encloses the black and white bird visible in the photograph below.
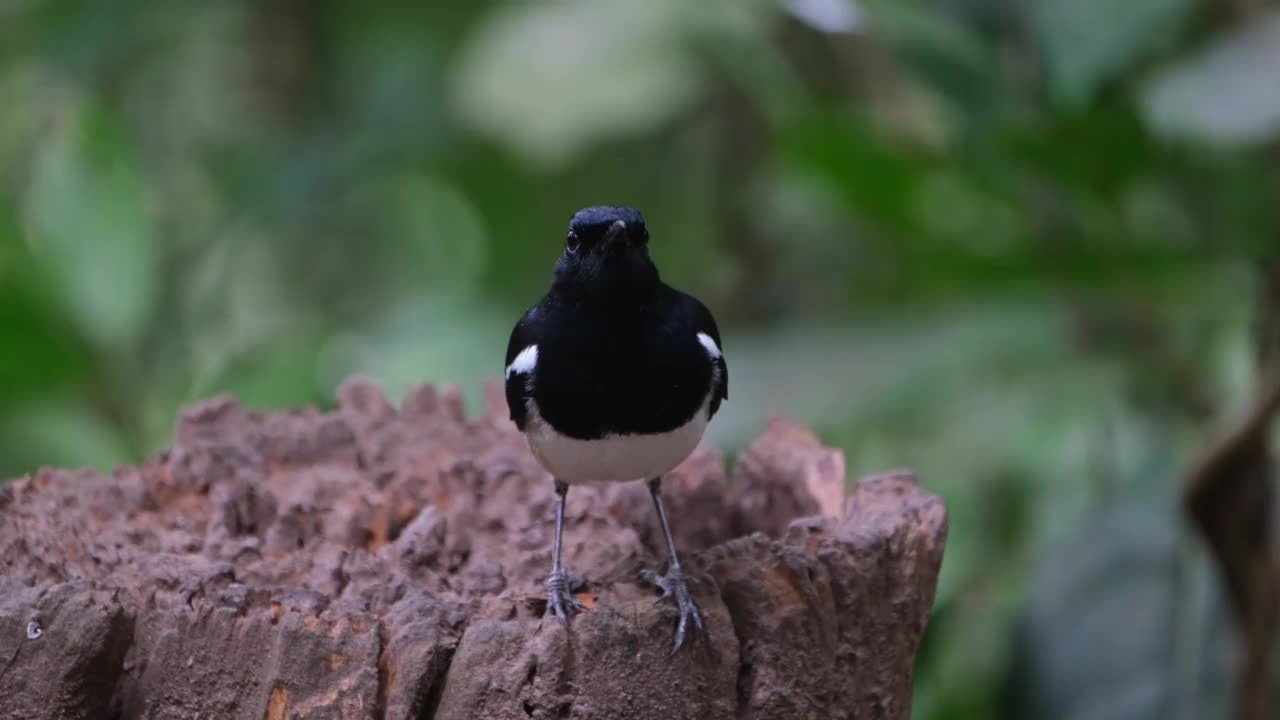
[504,205,728,652]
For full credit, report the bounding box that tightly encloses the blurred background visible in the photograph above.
[1,0,1277,717]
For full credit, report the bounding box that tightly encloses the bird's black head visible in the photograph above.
[553,205,658,299]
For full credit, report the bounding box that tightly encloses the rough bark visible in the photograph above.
[0,378,947,720]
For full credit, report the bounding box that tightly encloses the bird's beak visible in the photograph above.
[603,220,627,249]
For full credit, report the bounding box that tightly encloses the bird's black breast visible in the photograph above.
[530,286,717,440]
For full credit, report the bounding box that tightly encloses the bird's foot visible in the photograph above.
[640,566,704,653]
[544,570,586,625]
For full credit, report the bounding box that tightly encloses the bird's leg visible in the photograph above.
[545,478,585,624]
[640,475,704,653]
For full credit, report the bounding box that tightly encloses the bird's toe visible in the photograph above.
[641,566,704,653]
[545,570,585,624]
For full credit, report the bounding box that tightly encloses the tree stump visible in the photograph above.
[0,378,947,720]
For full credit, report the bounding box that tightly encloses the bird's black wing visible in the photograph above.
[504,306,542,431]
[688,296,728,418]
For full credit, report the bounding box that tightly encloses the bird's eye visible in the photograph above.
[566,230,580,254]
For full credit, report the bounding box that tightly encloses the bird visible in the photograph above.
[504,205,728,652]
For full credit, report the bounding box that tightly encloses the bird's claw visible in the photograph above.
[640,566,704,653]
[544,570,585,625]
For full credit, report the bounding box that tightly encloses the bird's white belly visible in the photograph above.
[525,402,709,484]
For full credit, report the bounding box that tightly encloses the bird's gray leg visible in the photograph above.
[640,475,704,653]
[545,478,584,624]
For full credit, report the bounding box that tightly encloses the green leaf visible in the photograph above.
[1032,0,1197,106]
[0,284,90,405]
[21,102,156,348]
[860,0,993,87]
[781,113,932,235]
[0,397,133,480]
[1141,12,1280,146]
[450,0,765,166]
[0,201,91,404]
[209,336,330,412]
[340,173,489,296]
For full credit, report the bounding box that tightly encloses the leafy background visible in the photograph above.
[0,0,1275,717]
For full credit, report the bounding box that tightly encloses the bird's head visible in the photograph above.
[552,205,659,299]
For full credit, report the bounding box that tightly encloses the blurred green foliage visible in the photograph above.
[0,0,1275,717]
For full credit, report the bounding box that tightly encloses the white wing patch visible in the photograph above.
[506,344,538,378]
[696,332,721,359]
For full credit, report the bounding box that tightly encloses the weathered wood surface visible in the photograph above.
[0,378,946,720]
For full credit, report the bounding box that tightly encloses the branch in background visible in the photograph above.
[1181,261,1280,720]
[1181,0,1280,712]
